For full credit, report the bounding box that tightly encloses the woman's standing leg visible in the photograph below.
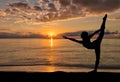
[92,14,107,72]
[94,47,100,72]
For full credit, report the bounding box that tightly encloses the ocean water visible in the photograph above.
[0,39,120,72]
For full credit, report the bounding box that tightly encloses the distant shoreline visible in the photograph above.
[0,31,120,39]
[0,37,120,39]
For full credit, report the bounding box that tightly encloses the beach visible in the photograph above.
[0,39,120,81]
[0,71,120,81]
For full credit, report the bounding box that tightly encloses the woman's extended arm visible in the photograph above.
[89,14,107,38]
[89,29,101,38]
[63,36,82,44]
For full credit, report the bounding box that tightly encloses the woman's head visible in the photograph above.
[81,31,88,39]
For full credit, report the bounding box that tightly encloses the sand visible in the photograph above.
[0,71,119,81]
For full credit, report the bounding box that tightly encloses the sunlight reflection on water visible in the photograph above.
[0,39,119,72]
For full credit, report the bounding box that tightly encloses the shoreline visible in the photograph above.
[0,71,120,81]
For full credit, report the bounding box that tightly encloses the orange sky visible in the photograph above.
[0,0,120,36]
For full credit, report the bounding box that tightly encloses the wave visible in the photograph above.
[0,50,19,53]
[0,63,120,69]
[0,47,49,53]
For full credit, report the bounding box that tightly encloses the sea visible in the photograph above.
[0,39,120,72]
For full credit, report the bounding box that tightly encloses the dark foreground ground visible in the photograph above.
[0,71,120,81]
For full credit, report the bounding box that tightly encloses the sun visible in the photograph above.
[49,32,55,38]
[50,33,54,37]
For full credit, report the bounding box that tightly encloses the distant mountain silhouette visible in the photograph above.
[59,30,120,39]
[0,32,45,38]
[61,30,119,36]
[0,31,120,39]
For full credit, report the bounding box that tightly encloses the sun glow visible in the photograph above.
[49,32,55,38]
[50,37,53,47]
[46,55,57,72]
[49,32,55,48]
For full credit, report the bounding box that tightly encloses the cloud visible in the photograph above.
[0,0,120,24]
[48,3,57,11]
[109,16,120,20]
[72,0,120,13]
[33,6,42,11]
[0,32,45,38]
[0,9,6,16]
[8,2,31,10]
[14,15,31,23]
[114,17,120,20]
[0,28,12,32]
[0,9,9,22]
[59,0,71,6]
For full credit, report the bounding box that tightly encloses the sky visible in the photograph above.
[0,0,120,35]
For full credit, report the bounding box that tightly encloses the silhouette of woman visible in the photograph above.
[63,14,107,72]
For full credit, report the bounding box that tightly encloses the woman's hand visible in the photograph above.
[103,14,107,20]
